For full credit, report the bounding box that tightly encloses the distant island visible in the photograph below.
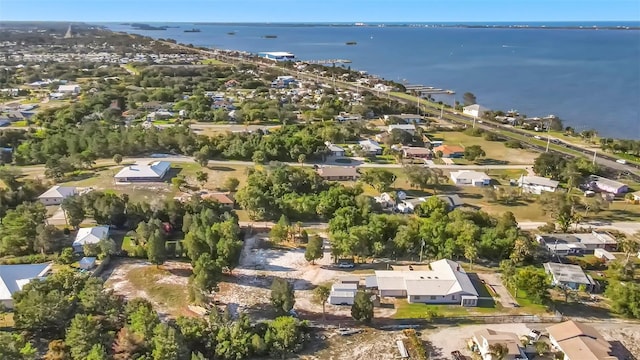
[263,35,278,38]
[184,28,201,33]
[130,23,168,31]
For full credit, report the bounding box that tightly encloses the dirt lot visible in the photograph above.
[216,233,395,320]
[103,258,194,319]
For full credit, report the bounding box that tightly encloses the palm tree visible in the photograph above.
[488,343,508,360]
[313,284,331,322]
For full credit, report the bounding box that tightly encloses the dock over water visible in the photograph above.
[405,84,455,95]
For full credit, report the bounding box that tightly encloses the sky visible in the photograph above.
[0,0,639,23]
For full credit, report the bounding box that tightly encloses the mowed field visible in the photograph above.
[429,131,539,165]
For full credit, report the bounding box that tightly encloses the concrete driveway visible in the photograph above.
[47,206,68,226]
[476,272,517,308]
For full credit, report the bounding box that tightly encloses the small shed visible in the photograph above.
[79,257,97,270]
[329,291,356,305]
[365,275,378,289]
[332,283,358,292]
[338,276,360,285]
[594,248,615,262]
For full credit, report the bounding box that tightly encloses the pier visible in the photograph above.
[405,84,455,95]
[301,59,352,65]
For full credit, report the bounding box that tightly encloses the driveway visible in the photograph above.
[47,206,68,226]
[476,272,517,308]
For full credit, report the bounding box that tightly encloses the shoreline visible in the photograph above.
[104,27,639,142]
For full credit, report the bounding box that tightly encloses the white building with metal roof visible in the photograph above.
[73,225,110,252]
[0,263,51,308]
[375,259,479,306]
[114,161,171,182]
[38,185,77,205]
[518,175,559,194]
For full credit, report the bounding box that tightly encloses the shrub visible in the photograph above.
[505,140,522,148]
[464,127,484,137]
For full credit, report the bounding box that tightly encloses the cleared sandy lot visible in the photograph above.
[216,233,394,320]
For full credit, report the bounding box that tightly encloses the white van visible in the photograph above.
[616,159,627,165]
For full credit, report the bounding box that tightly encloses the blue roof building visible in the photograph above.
[0,263,51,308]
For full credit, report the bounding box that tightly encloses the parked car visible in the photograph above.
[337,262,355,268]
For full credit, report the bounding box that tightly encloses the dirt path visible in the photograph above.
[476,272,517,308]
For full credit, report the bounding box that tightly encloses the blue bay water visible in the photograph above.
[105,23,640,139]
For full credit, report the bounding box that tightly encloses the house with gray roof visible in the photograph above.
[38,185,77,205]
[518,175,559,194]
[0,263,52,308]
[375,259,478,306]
[544,262,596,291]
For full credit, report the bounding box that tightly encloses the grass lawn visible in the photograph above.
[429,131,539,165]
[0,312,14,329]
[202,58,231,66]
[125,264,191,314]
[122,236,135,253]
[512,289,548,314]
[393,300,500,319]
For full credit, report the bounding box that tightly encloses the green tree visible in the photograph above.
[194,146,210,167]
[313,284,331,321]
[515,267,549,304]
[172,175,186,191]
[351,291,374,323]
[305,235,323,264]
[298,154,306,166]
[270,278,295,316]
[488,343,508,360]
[112,327,146,360]
[65,314,105,360]
[195,170,208,188]
[147,229,166,267]
[62,196,85,229]
[57,247,75,265]
[113,153,123,165]
[464,243,478,268]
[360,168,396,192]
[85,344,108,360]
[264,316,306,359]
[152,323,185,360]
[533,152,566,179]
[34,224,64,255]
[44,339,70,360]
[189,253,222,304]
[223,177,240,192]
[252,150,266,164]
[269,215,290,243]
[463,145,486,161]
[127,299,160,341]
[534,341,550,356]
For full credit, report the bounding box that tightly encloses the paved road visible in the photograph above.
[476,272,517,308]
[519,221,640,235]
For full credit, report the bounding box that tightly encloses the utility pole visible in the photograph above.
[419,240,425,263]
[473,116,477,128]
[440,104,444,119]
[546,137,551,153]
[593,150,597,164]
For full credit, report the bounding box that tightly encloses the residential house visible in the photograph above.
[387,124,416,135]
[546,320,617,360]
[203,193,235,208]
[543,262,596,292]
[146,110,173,121]
[316,167,359,181]
[536,231,618,255]
[450,170,491,187]
[271,76,297,88]
[402,146,432,159]
[224,79,239,88]
[384,114,424,124]
[328,282,358,305]
[594,248,616,262]
[375,259,479,306]
[433,144,465,158]
[631,191,640,203]
[518,175,559,194]
[374,192,395,208]
[73,226,110,253]
[38,185,77,205]
[211,100,235,110]
[114,161,171,182]
[472,328,528,360]
[335,112,362,122]
[358,139,383,155]
[587,175,628,195]
[463,104,489,118]
[0,263,52,308]
[397,194,464,213]
[57,84,81,94]
[325,142,346,157]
